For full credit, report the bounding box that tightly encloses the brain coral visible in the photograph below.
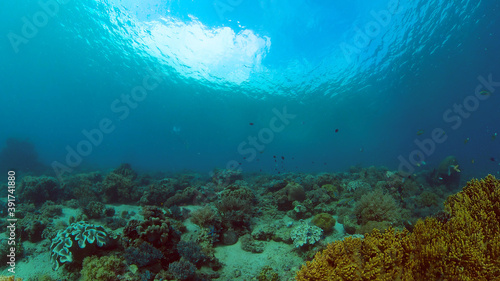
[50,221,108,270]
[296,175,500,280]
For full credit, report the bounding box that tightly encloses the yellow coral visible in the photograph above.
[311,213,336,232]
[80,255,125,281]
[0,276,22,281]
[296,175,500,280]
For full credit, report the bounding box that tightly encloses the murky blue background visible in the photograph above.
[1,0,499,178]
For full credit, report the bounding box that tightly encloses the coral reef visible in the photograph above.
[50,221,109,270]
[240,234,265,253]
[286,182,306,202]
[353,188,402,226]
[80,255,125,281]
[168,259,197,280]
[190,205,220,228]
[16,201,62,242]
[124,242,164,268]
[102,172,138,203]
[18,176,61,206]
[311,213,335,233]
[433,155,461,189]
[177,240,207,265]
[10,161,499,280]
[222,229,239,245]
[290,221,323,248]
[82,201,106,219]
[257,265,280,281]
[165,186,199,207]
[296,175,500,280]
[122,213,182,265]
[63,172,103,204]
[211,168,242,187]
[0,276,22,281]
[139,178,177,206]
[344,180,370,192]
[112,163,138,180]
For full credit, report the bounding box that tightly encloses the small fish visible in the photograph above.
[249,122,254,125]
[492,133,497,141]
[464,137,470,144]
[471,159,475,164]
[491,157,496,162]
[335,129,339,133]
[417,130,424,136]
[416,161,426,167]
[452,165,461,173]
[281,156,285,160]
[480,90,491,96]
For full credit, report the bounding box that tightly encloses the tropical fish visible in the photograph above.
[447,165,460,176]
[417,130,424,135]
[480,90,491,96]
[492,133,497,141]
[464,137,470,144]
[416,161,426,167]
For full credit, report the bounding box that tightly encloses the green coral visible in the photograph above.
[311,213,336,232]
[50,221,108,270]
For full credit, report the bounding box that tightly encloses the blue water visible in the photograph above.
[1,0,499,178]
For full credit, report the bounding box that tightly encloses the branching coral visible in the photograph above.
[122,216,181,264]
[18,176,60,205]
[139,178,176,206]
[353,189,401,226]
[296,175,500,280]
[102,172,138,203]
[190,205,219,228]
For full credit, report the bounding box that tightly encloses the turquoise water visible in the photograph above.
[1,0,499,177]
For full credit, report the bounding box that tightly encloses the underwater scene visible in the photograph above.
[1,0,500,280]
